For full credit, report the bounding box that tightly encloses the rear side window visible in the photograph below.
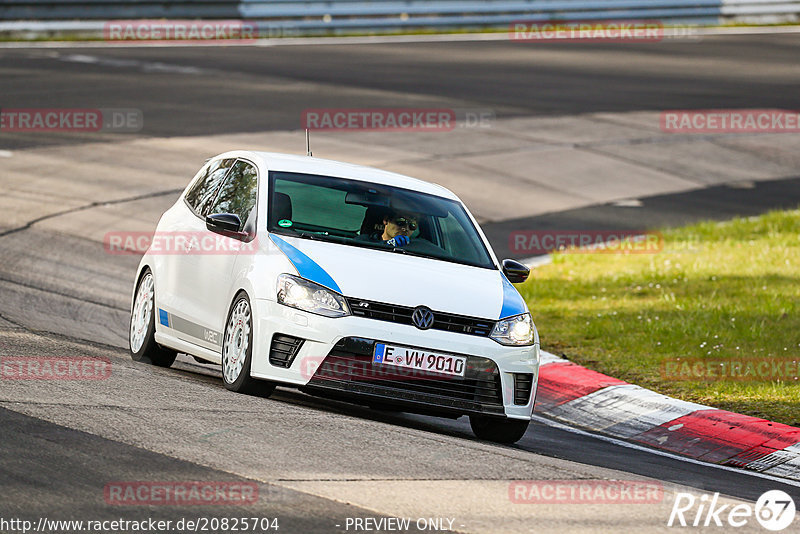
[209,160,259,228]
[184,158,236,216]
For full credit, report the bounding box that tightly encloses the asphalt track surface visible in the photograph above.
[1,34,800,533]
[2,33,800,147]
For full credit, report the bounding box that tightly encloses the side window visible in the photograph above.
[184,158,236,216]
[209,160,259,229]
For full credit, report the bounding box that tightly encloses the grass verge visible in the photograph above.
[517,208,800,426]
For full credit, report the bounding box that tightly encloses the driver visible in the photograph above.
[361,211,418,247]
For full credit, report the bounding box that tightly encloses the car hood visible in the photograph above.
[269,234,527,320]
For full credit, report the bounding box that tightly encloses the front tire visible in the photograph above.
[129,269,177,367]
[469,415,530,444]
[221,292,276,397]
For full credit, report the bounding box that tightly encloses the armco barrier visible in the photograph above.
[0,0,799,35]
[1,0,240,20]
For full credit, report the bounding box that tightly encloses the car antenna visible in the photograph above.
[305,129,312,157]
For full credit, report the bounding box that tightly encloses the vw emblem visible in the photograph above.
[411,306,435,330]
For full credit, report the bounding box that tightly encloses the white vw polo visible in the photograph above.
[129,151,540,443]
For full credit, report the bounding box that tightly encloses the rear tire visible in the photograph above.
[129,269,177,367]
[221,292,276,397]
[469,415,529,444]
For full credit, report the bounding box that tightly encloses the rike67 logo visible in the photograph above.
[668,490,796,531]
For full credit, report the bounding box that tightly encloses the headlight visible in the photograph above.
[490,313,535,346]
[276,274,350,318]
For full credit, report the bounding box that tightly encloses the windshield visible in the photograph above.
[267,171,496,269]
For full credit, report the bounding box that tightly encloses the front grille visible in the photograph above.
[345,297,495,337]
[513,373,534,405]
[304,337,504,416]
[269,334,304,368]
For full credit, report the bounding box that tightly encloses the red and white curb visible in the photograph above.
[535,351,800,482]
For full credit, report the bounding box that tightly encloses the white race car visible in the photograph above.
[129,151,540,443]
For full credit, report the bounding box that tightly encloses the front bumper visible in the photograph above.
[251,299,540,419]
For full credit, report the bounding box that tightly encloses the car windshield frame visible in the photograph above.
[266,170,497,270]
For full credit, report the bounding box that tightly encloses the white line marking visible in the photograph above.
[610,198,644,207]
[530,413,800,488]
[61,53,98,63]
[0,150,13,158]
[59,53,206,74]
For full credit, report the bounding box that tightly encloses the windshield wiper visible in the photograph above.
[289,231,352,245]
[294,232,321,241]
[347,239,434,259]
[387,247,431,259]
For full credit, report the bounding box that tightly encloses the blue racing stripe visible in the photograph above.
[499,273,528,319]
[269,234,342,293]
[158,308,170,327]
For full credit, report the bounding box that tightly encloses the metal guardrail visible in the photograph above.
[1,0,240,20]
[0,0,798,33]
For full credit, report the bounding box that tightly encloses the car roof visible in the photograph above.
[214,150,459,201]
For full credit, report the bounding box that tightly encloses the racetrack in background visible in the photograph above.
[1,33,800,532]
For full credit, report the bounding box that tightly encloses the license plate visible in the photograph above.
[373,343,466,377]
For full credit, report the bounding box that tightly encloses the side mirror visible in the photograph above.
[502,259,530,284]
[206,213,242,235]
